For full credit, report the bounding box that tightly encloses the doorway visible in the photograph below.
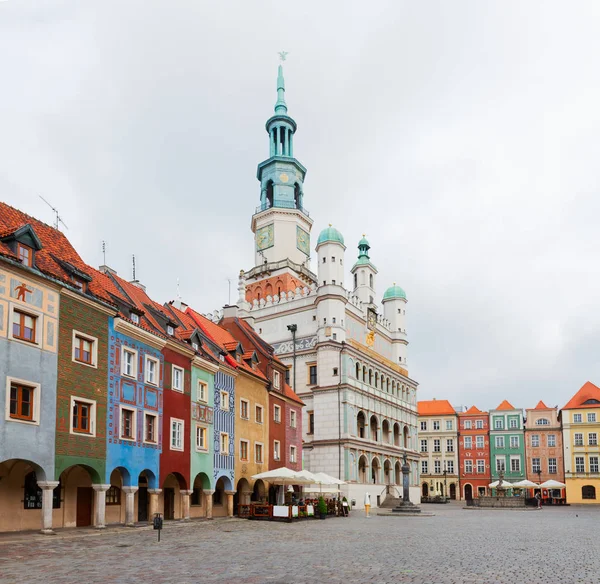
[138,487,148,522]
[464,484,473,501]
[164,488,175,520]
[450,483,457,500]
[76,487,93,527]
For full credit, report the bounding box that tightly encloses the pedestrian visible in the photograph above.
[535,491,542,510]
[364,491,371,517]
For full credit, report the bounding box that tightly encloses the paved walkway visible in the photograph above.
[1,504,598,583]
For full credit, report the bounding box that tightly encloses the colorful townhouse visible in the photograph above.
[561,382,600,504]
[457,405,490,500]
[524,401,564,491]
[417,400,459,499]
[489,400,526,484]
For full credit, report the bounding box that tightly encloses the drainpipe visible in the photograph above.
[287,324,297,395]
[338,341,345,481]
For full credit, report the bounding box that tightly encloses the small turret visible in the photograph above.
[382,283,408,366]
[350,235,378,306]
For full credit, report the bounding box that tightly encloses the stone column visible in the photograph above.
[148,488,162,520]
[205,490,215,519]
[92,484,110,529]
[37,480,59,535]
[180,489,193,521]
[225,490,235,517]
[122,486,139,526]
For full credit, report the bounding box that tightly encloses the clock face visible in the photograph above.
[367,308,377,330]
[296,226,310,255]
[279,173,289,183]
[256,224,274,251]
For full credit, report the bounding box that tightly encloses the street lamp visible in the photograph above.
[286,324,297,394]
[443,461,448,499]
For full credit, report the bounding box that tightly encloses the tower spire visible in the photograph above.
[275,64,288,115]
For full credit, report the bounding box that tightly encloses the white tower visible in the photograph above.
[382,283,408,366]
[350,236,377,306]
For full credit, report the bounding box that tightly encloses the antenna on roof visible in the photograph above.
[102,241,106,265]
[177,278,181,302]
[227,278,232,305]
[39,195,68,231]
[132,255,136,281]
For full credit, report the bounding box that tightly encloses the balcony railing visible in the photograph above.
[255,201,310,216]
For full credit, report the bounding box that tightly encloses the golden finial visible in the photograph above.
[329,223,332,227]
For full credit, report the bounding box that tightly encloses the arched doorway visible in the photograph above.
[162,472,187,520]
[357,412,366,438]
[213,476,233,517]
[58,464,102,528]
[137,469,157,523]
[393,423,400,446]
[252,479,266,502]
[422,483,429,497]
[370,416,378,441]
[449,483,457,500]
[235,478,251,515]
[190,472,211,518]
[371,458,380,484]
[395,462,401,485]
[403,426,410,448]
[384,460,392,485]
[358,455,368,484]
[382,420,390,444]
[105,468,126,525]
[464,484,473,501]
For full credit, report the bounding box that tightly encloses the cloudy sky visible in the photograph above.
[2,1,600,411]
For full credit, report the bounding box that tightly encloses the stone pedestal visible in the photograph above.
[225,490,235,517]
[205,490,215,519]
[180,489,193,521]
[148,488,162,519]
[122,486,138,526]
[92,484,111,529]
[37,480,59,534]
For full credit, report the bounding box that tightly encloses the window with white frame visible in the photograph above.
[464,420,472,430]
[220,432,229,455]
[273,370,280,389]
[420,439,428,452]
[195,425,207,451]
[532,458,541,473]
[433,439,441,452]
[446,461,454,474]
[548,458,557,474]
[588,413,597,423]
[170,418,184,451]
[476,436,484,449]
[477,459,485,473]
[420,421,427,431]
[421,461,428,474]
[495,436,505,449]
[446,439,454,452]
[122,347,137,378]
[464,436,472,449]
[290,410,297,428]
[220,391,229,411]
[145,356,159,385]
[574,433,583,446]
[531,434,540,447]
[434,460,441,474]
[240,399,249,420]
[72,331,98,367]
[172,366,184,392]
[548,434,556,447]
[255,404,263,424]
[290,445,297,463]
[240,439,249,461]
[573,413,582,423]
[144,412,158,444]
[589,433,598,446]
[465,460,473,473]
[509,418,518,429]
[510,457,520,472]
[446,419,453,431]
[590,456,599,473]
[197,381,208,403]
[476,420,484,429]
[535,418,550,425]
[494,418,503,429]
[6,378,41,425]
[70,396,96,436]
[120,406,136,440]
[274,404,281,423]
[255,442,263,463]
[433,421,440,431]
[575,456,585,473]
[496,457,506,472]
[274,440,280,460]
[510,436,519,449]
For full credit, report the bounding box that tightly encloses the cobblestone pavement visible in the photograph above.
[1,503,599,584]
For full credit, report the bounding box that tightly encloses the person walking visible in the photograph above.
[364,492,371,517]
[535,491,542,510]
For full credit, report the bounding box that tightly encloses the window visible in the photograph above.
[332,367,338,375]
[220,391,229,411]
[167,325,174,336]
[548,458,557,474]
[446,420,453,431]
[548,434,556,447]
[308,412,314,434]
[274,404,281,423]
[446,439,454,452]
[464,420,472,430]
[433,421,440,431]
[496,457,506,472]
[446,461,454,474]
[420,439,428,453]
[495,436,505,449]
[434,460,441,474]
[477,459,485,473]
[574,433,584,446]
[290,410,297,428]
[17,243,33,267]
[332,317,336,324]
[476,436,484,449]
[73,332,96,366]
[12,309,37,343]
[588,413,597,423]
[573,413,582,423]
[420,421,427,431]
[220,432,229,455]
[240,440,249,461]
[122,348,137,378]
[509,418,518,429]
[171,418,184,451]
[308,364,317,385]
[532,458,541,473]
[510,458,520,473]
[590,456,599,473]
[145,357,159,385]
[240,399,249,420]
[195,425,207,451]
[465,460,473,473]
[71,397,95,435]
[197,381,208,403]
[8,382,36,422]
[144,413,158,444]
[106,486,121,505]
[535,418,550,425]
[131,313,140,324]
[433,439,441,452]
[172,366,184,392]
[273,370,280,389]
[589,433,598,446]
[274,440,280,460]
[322,257,326,263]
[531,435,540,447]
[582,485,596,500]
[575,456,585,473]
[421,461,428,474]
[494,419,503,430]
[120,407,136,440]
[255,443,263,463]
[510,436,519,449]
[255,404,263,424]
[290,445,297,463]
[476,420,484,429]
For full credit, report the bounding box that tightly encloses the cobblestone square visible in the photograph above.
[1,503,598,584]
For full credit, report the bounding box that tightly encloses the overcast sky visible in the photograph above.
[2,1,600,412]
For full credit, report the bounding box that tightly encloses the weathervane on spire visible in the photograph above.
[278,51,289,62]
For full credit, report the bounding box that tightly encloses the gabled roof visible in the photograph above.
[530,400,550,410]
[460,405,485,415]
[495,399,515,411]
[417,400,455,416]
[562,381,600,411]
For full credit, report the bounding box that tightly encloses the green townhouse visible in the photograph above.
[489,399,526,484]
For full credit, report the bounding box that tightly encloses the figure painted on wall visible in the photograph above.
[15,283,32,302]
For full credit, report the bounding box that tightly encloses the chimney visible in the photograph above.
[99,265,117,276]
[172,300,189,311]
[129,280,146,292]
[222,304,238,319]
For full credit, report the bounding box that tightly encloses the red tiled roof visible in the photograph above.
[495,399,515,411]
[460,405,484,415]
[282,382,304,406]
[224,341,240,352]
[532,400,550,410]
[417,400,455,416]
[562,381,600,411]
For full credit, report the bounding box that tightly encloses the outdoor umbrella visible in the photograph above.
[251,467,316,505]
[539,480,566,489]
[304,471,345,494]
[512,480,539,488]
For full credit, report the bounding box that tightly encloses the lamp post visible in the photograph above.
[286,324,297,395]
[443,461,448,499]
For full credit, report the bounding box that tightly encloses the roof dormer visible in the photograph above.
[1,224,43,269]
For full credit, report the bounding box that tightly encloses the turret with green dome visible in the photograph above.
[317,224,345,247]
[383,283,407,301]
[350,234,378,305]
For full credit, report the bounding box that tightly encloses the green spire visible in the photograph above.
[274,65,287,115]
[358,235,370,259]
